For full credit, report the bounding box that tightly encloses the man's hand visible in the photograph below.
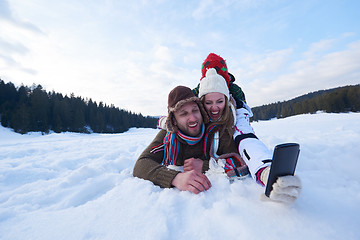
[184,158,203,173]
[171,170,211,194]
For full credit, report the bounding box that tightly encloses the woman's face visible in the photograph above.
[203,92,226,121]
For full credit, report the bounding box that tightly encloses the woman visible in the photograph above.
[197,66,302,204]
[195,67,248,178]
[196,67,270,180]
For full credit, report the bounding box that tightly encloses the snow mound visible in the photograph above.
[0,113,359,240]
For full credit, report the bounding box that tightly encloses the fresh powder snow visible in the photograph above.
[0,112,359,240]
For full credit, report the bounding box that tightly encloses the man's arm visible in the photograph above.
[133,130,179,188]
[133,130,212,193]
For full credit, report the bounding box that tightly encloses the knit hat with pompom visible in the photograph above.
[201,53,230,86]
[199,68,229,100]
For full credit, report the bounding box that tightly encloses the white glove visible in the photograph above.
[260,166,302,204]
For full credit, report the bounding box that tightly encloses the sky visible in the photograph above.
[1,0,360,116]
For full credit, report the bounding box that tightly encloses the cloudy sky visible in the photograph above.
[1,0,359,116]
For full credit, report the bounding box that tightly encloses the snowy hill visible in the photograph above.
[0,113,359,240]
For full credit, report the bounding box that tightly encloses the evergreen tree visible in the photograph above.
[0,81,18,127]
[252,85,360,121]
[11,103,30,134]
[29,85,49,133]
[0,79,159,134]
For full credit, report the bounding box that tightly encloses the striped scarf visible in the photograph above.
[161,124,205,166]
[203,124,220,159]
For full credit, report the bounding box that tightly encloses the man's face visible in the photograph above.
[173,101,203,137]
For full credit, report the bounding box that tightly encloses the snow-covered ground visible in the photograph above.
[0,112,359,240]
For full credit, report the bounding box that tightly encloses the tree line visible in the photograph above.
[0,79,158,134]
[251,84,360,121]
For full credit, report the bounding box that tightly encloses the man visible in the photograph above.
[133,85,238,194]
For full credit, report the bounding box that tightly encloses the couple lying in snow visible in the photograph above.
[133,53,301,204]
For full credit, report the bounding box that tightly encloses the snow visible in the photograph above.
[0,112,359,240]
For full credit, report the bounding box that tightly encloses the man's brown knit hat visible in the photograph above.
[166,86,209,133]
